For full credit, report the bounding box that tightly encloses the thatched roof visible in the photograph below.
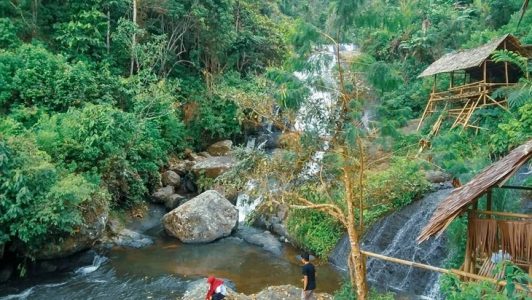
[418,34,529,78]
[417,140,532,243]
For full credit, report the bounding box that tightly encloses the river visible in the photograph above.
[0,207,343,300]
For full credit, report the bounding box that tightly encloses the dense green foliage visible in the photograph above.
[441,262,531,299]
[0,0,293,254]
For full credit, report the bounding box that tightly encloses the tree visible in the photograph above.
[221,37,370,298]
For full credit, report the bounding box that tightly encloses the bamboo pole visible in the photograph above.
[361,250,529,292]
[472,210,532,219]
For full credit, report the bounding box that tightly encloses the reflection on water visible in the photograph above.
[0,230,342,299]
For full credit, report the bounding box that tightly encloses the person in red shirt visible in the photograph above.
[205,276,227,300]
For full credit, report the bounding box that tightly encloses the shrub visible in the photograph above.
[286,209,344,258]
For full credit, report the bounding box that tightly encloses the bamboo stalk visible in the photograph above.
[361,250,529,291]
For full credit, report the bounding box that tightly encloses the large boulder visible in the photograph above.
[151,185,175,203]
[33,201,109,260]
[192,156,236,178]
[207,140,233,156]
[181,279,244,300]
[253,285,333,300]
[163,190,238,243]
[162,170,181,187]
[181,280,333,300]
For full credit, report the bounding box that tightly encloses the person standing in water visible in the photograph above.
[298,252,316,300]
[205,276,227,300]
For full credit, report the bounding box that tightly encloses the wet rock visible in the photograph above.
[198,151,212,158]
[239,228,282,256]
[151,186,175,203]
[162,170,181,187]
[110,228,154,249]
[163,190,238,243]
[181,281,332,300]
[169,160,188,175]
[192,156,237,178]
[212,184,239,204]
[207,140,233,156]
[164,194,187,210]
[253,285,333,300]
[271,223,289,239]
[29,250,98,276]
[33,201,109,260]
[185,149,202,161]
[182,278,244,300]
[424,170,451,184]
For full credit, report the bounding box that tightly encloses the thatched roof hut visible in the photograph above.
[418,140,532,242]
[418,34,531,78]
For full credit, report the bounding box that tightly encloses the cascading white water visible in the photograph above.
[236,44,359,222]
[74,255,108,275]
[329,189,453,299]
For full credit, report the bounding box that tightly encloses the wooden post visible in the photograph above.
[433,74,437,92]
[486,190,492,218]
[464,209,473,276]
[483,61,487,104]
[450,72,454,88]
[504,41,509,86]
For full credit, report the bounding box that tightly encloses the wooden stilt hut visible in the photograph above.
[417,34,532,131]
[417,140,532,279]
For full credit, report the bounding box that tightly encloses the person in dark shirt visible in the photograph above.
[298,252,316,300]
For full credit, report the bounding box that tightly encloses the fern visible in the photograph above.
[491,50,528,73]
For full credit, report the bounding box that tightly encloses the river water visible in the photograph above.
[0,211,342,300]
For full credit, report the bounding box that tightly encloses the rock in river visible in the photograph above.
[162,170,181,187]
[192,156,236,178]
[151,185,175,203]
[207,140,233,156]
[181,279,333,300]
[163,190,238,243]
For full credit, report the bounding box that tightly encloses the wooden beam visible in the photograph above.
[495,185,532,191]
[361,250,529,291]
[472,210,532,219]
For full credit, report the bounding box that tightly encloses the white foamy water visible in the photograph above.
[74,255,108,275]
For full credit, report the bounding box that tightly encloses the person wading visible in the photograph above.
[205,276,227,300]
[298,252,316,300]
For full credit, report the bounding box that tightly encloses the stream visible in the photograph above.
[0,204,343,300]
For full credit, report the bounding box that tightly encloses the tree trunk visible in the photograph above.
[342,160,368,300]
[130,0,137,76]
[106,7,111,54]
[347,224,368,300]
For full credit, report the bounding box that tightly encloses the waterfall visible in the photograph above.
[329,189,452,299]
[237,44,359,221]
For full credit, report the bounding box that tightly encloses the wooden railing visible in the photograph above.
[429,81,516,102]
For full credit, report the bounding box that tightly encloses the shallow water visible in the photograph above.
[0,227,342,300]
